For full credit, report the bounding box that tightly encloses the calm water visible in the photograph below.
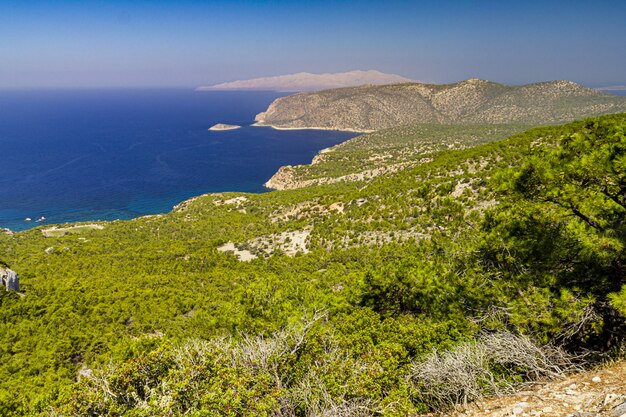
[0,90,357,231]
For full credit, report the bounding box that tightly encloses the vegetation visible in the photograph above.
[1,114,626,415]
[256,79,626,131]
[266,123,528,189]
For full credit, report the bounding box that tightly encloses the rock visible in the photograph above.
[591,376,602,383]
[513,407,525,415]
[605,395,626,407]
[611,402,626,417]
[0,268,20,291]
[208,123,241,131]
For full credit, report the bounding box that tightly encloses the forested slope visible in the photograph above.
[1,115,626,415]
[265,123,528,189]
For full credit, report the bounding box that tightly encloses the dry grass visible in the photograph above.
[410,331,580,409]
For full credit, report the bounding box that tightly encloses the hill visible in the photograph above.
[196,70,414,92]
[254,79,626,131]
[1,114,626,415]
[265,123,529,189]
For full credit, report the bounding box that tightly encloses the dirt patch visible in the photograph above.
[218,228,312,261]
[446,361,626,417]
[214,196,248,206]
[217,242,257,262]
[42,224,105,237]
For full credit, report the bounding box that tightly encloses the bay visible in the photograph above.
[0,89,357,231]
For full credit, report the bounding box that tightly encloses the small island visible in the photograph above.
[208,123,241,131]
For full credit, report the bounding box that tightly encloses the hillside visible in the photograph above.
[196,70,414,92]
[265,123,529,190]
[1,114,626,415]
[254,79,626,131]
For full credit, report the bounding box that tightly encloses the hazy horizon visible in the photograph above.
[2,0,626,89]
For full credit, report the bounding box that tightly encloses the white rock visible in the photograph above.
[604,393,624,407]
[513,402,529,415]
[591,376,602,383]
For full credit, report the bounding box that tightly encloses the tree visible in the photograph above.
[485,115,626,348]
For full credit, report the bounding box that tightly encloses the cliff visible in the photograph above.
[254,79,626,131]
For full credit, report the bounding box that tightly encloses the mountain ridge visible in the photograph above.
[196,69,415,92]
[254,78,626,131]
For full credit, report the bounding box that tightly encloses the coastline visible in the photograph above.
[2,133,358,233]
[0,88,360,233]
[251,121,374,134]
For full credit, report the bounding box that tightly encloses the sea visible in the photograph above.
[0,89,357,231]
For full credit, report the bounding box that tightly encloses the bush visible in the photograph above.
[410,331,579,409]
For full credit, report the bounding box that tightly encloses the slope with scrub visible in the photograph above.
[1,115,626,415]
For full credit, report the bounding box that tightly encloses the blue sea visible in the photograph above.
[0,90,357,231]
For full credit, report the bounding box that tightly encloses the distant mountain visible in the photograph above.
[196,70,415,92]
[597,85,626,91]
[254,78,626,131]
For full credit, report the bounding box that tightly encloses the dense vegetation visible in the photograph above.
[266,123,528,189]
[1,114,626,415]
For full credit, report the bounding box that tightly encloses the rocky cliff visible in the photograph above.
[255,79,626,131]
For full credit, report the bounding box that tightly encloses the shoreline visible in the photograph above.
[2,123,363,234]
[1,137,357,234]
[251,121,374,134]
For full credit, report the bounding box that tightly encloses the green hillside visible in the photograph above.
[254,79,626,131]
[265,123,529,189]
[2,114,626,415]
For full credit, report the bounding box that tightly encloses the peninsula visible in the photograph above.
[254,78,626,131]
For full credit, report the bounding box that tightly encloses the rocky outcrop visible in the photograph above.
[254,79,626,131]
[264,165,301,190]
[264,159,422,190]
[0,268,19,291]
[208,123,241,131]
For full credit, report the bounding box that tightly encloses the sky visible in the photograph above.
[1,0,625,89]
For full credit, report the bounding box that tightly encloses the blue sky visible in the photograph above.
[1,0,625,88]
